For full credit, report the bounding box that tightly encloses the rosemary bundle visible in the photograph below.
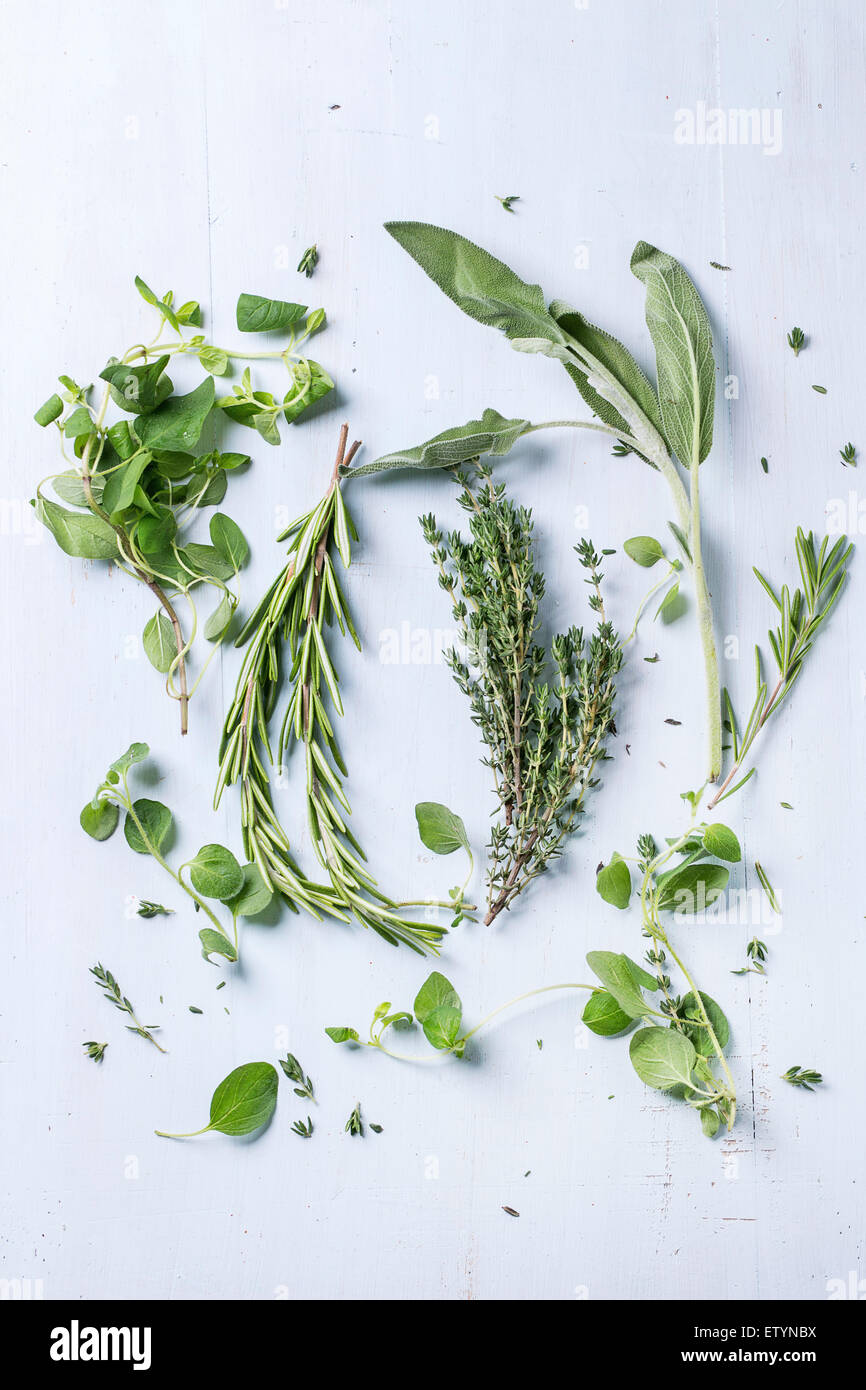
[217,426,452,954]
[421,465,621,923]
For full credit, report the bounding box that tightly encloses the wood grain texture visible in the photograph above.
[1,0,863,1301]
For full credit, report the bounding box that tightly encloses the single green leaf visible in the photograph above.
[624,535,665,568]
[80,799,119,842]
[142,611,176,672]
[102,453,151,517]
[192,469,228,507]
[226,863,273,918]
[63,406,95,439]
[203,591,234,641]
[582,989,635,1037]
[52,470,105,507]
[236,292,307,333]
[422,1004,462,1051]
[655,861,729,914]
[198,346,229,376]
[187,844,244,901]
[106,419,138,460]
[252,411,281,446]
[32,497,118,559]
[680,991,730,1056]
[414,801,470,856]
[283,360,334,423]
[108,742,149,779]
[586,951,655,1020]
[385,221,566,347]
[551,304,669,447]
[216,451,250,471]
[325,1026,360,1044]
[413,970,461,1024]
[700,1107,721,1138]
[198,929,238,963]
[124,799,173,856]
[134,377,215,452]
[595,857,632,909]
[630,241,715,466]
[629,1026,697,1091]
[656,579,684,623]
[359,408,529,476]
[99,355,172,415]
[136,507,177,554]
[702,823,742,863]
[34,394,63,426]
[209,512,249,570]
[207,1062,278,1135]
[181,542,236,582]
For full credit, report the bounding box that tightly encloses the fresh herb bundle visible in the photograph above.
[81,742,273,963]
[420,467,621,923]
[365,222,722,784]
[33,280,332,732]
[217,426,463,954]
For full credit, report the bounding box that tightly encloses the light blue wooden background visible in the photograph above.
[2,0,863,1301]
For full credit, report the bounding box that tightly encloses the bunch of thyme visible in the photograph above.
[421,464,621,924]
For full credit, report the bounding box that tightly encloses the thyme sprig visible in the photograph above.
[421,465,621,924]
[90,962,165,1052]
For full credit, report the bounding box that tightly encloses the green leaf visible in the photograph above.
[204,591,234,641]
[124,799,173,855]
[325,1026,360,1044]
[106,419,138,460]
[630,241,715,466]
[551,304,669,447]
[198,347,229,376]
[34,394,63,426]
[63,406,95,439]
[700,1107,721,1138]
[52,471,104,507]
[181,542,237,582]
[624,535,665,568]
[283,360,334,423]
[99,355,172,415]
[80,799,119,842]
[209,512,249,570]
[187,844,244,901]
[226,863,273,919]
[136,506,177,554]
[134,377,215,452]
[108,742,149,779]
[595,857,632,909]
[582,989,636,1037]
[655,861,729,914]
[702,823,741,863]
[413,970,461,1024]
[102,453,151,517]
[680,991,730,1056]
[359,408,530,476]
[385,221,566,347]
[629,1026,697,1091]
[199,929,238,963]
[252,411,281,446]
[205,1062,278,1135]
[32,497,118,559]
[236,292,307,333]
[142,611,176,672]
[422,1004,462,1051]
[216,451,250,472]
[414,801,470,856]
[586,951,656,1020]
[656,579,684,623]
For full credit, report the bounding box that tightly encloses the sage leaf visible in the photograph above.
[124,799,173,856]
[385,221,566,347]
[630,241,715,466]
[80,799,119,842]
[551,303,668,446]
[187,844,244,901]
[582,988,636,1037]
[624,535,665,568]
[32,498,118,560]
[702,822,741,863]
[236,292,307,333]
[422,1003,462,1050]
[414,801,470,855]
[156,1062,278,1139]
[142,611,175,672]
[413,970,461,1024]
[199,928,238,963]
[226,863,273,918]
[595,856,631,909]
[359,408,530,476]
[325,1026,360,1044]
[209,512,249,570]
[135,377,215,452]
[680,991,730,1056]
[586,950,657,1020]
[655,861,729,914]
[35,394,64,426]
[99,355,172,415]
[629,1026,698,1091]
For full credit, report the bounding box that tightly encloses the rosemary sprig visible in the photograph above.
[421,466,621,924]
[217,426,453,954]
[709,529,853,809]
[90,962,165,1052]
